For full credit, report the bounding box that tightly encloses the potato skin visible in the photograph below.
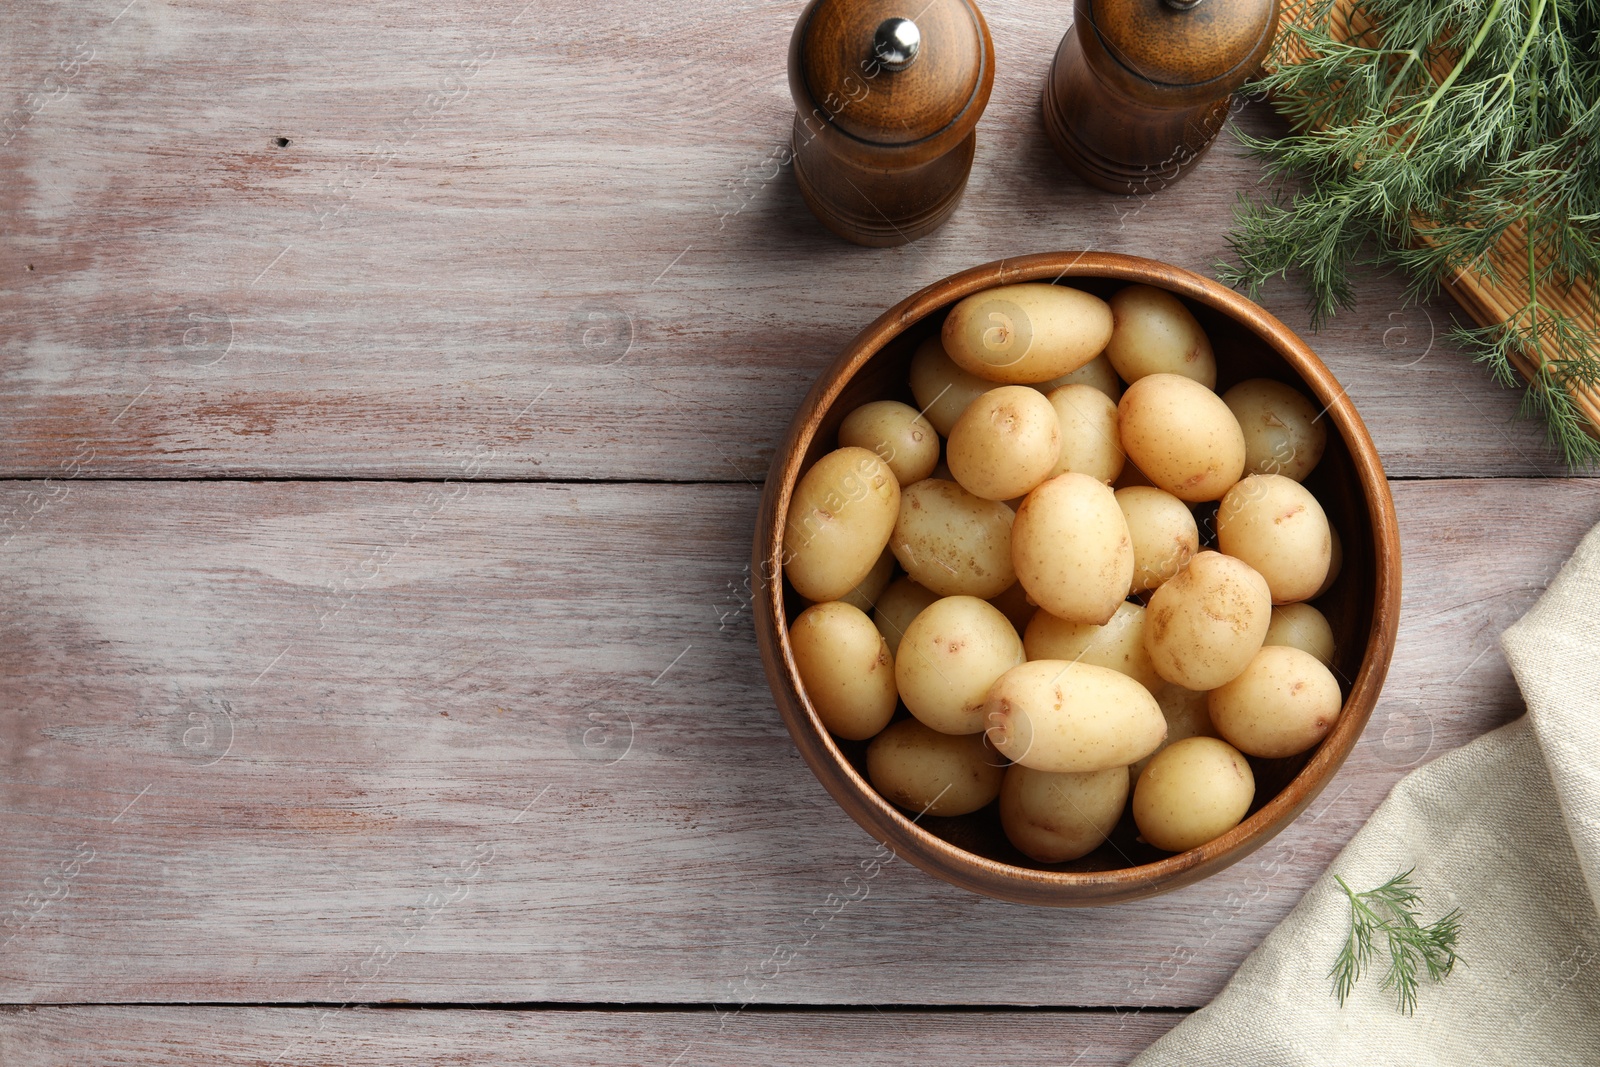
[1130,683,1219,780]
[1144,550,1272,690]
[908,334,993,437]
[1011,473,1134,625]
[1118,373,1246,503]
[1314,525,1343,599]
[1216,474,1332,604]
[897,596,1025,735]
[1045,383,1125,484]
[839,400,941,488]
[830,548,895,614]
[1023,601,1163,693]
[1133,737,1255,852]
[1104,285,1217,388]
[984,660,1167,773]
[873,576,940,656]
[1035,354,1122,403]
[1000,764,1128,863]
[785,447,901,602]
[941,283,1114,385]
[1265,603,1336,666]
[867,719,1004,817]
[1116,486,1199,593]
[947,386,1062,501]
[1208,645,1343,758]
[790,602,898,741]
[1221,378,1327,482]
[891,478,1016,599]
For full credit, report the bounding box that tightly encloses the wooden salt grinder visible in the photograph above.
[788,0,995,247]
[1041,0,1278,193]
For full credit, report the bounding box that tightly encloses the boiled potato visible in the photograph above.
[873,576,940,656]
[1023,601,1162,693]
[790,602,897,741]
[1011,473,1134,625]
[1130,683,1219,779]
[897,596,1025,735]
[832,548,895,613]
[1045,383,1125,484]
[1000,764,1128,863]
[1118,374,1246,502]
[988,581,1037,635]
[1265,602,1335,666]
[1144,550,1271,689]
[1314,525,1343,599]
[947,386,1062,501]
[1133,736,1254,852]
[1035,353,1122,403]
[1116,486,1199,593]
[1104,285,1217,387]
[785,447,900,602]
[908,335,993,436]
[838,400,941,487]
[1208,645,1342,758]
[941,283,1114,385]
[1216,474,1332,604]
[984,660,1166,773]
[867,719,1003,817]
[891,478,1016,599]
[1221,378,1327,482]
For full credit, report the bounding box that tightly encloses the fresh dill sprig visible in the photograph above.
[1330,869,1462,1014]
[1219,0,1600,467]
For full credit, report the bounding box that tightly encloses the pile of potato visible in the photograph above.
[784,281,1344,861]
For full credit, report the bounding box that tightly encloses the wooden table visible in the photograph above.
[3,1,1595,1062]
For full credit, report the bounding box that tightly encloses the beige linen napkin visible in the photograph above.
[1132,522,1600,1066]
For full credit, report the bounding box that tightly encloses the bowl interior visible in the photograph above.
[784,272,1377,879]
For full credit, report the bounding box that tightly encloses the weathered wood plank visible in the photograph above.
[0,1006,1183,1067]
[1,479,1592,1005]
[0,0,1569,482]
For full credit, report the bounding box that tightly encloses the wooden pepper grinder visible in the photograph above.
[788,0,995,246]
[1041,0,1278,193]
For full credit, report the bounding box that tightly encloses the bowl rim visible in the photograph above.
[752,251,1402,906]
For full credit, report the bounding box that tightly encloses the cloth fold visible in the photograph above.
[1132,522,1600,1066]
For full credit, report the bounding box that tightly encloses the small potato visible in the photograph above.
[1104,285,1217,388]
[988,581,1037,635]
[1216,474,1332,604]
[1133,736,1254,852]
[1035,354,1122,403]
[941,283,1114,385]
[1209,645,1342,758]
[1023,601,1162,693]
[897,596,1025,735]
[891,479,1016,599]
[1145,550,1271,690]
[1130,684,1218,779]
[1118,374,1246,502]
[1045,384,1124,484]
[867,719,1003,817]
[790,602,897,741]
[839,400,941,487]
[1000,764,1128,863]
[832,548,895,613]
[1265,603,1335,666]
[1116,486,1199,593]
[947,386,1062,501]
[984,660,1166,773]
[1011,473,1134,625]
[873,577,940,656]
[908,335,993,436]
[1222,378,1327,482]
[785,447,901,602]
[1314,525,1343,599]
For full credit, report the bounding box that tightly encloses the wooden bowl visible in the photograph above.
[752,252,1400,907]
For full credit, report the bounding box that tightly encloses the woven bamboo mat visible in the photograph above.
[1271,0,1600,437]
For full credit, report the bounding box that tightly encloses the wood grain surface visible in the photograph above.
[0,0,1575,482]
[1,479,1593,1008]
